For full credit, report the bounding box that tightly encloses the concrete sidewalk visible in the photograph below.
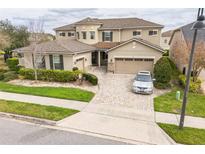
[156,112,205,129]
[58,111,175,145]
[0,91,87,111]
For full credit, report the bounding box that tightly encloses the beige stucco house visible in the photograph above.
[160,30,173,50]
[14,17,164,74]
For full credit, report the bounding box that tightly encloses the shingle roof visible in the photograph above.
[93,42,122,49]
[14,38,96,54]
[54,17,164,31]
[181,22,205,44]
[169,22,205,45]
[161,30,173,37]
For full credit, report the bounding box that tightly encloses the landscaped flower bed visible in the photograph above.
[19,68,98,85]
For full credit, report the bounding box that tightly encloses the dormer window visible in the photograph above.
[82,31,87,39]
[102,31,113,42]
[149,30,158,36]
[59,32,65,37]
[68,32,75,37]
[133,31,141,37]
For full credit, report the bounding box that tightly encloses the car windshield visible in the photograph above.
[135,74,152,82]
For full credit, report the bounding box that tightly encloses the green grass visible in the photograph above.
[0,99,79,121]
[158,123,205,145]
[0,82,94,102]
[154,89,205,118]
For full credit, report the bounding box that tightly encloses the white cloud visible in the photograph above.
[0,8,198,34]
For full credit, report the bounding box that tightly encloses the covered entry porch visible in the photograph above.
[91,50,108,67]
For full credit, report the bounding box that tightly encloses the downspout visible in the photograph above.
[119,29,121,42]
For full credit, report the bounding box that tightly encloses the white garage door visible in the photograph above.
[76,58,84,70]
[115,58,154,74]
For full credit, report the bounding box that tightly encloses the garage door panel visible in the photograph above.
[115,58,154,74]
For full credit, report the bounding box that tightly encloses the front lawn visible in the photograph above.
[158,123,205,145]
[0,99,79,121]
[0,82,94,102]
[154,90,205,118]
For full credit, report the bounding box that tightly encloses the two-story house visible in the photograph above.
[14,17,164,74]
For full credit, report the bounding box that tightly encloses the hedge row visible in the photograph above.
[179,75,201,93]
[19,68,98,85]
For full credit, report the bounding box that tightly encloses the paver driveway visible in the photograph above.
[58,68,175,144]
[84,70,154,121]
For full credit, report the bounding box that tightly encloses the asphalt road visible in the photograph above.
[0,117,127,145]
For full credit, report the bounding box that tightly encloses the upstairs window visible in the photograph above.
[133,31,141,37]
[90,31,95,39]
[68,32,75,37]
[59,32,65,37]
[149,30,158,36]
[82,31,87,39]
[102,31,113,42]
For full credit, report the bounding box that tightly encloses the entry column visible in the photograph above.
[98,51,101,67]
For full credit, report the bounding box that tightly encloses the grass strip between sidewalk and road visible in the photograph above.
[0,82,94,102]
[154,90,205,118]
[0,99,79,121]
[158,123,205,145]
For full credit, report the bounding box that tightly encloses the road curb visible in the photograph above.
[0,112,56,126]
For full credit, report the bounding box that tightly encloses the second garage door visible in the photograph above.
[115,58,154,74]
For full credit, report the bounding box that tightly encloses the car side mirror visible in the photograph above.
[152,78,156,81]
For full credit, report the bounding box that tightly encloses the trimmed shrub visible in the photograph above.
[19,68,97,85]
[3,71,18,82]
[72,67,79,71]
[154,82,171,89]
[6,58,19,72]
[162,50,169,56]
[154,57,172,86]
[83,73,98,85]
[179,75,201,93]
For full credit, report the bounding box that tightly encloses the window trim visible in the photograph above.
[133,30,142,37]
[59,32,65,37]
[90,31,95,40]
[103,31,112,42]
[82,31,87,39]
[148,29,158,36]
[68,32,75,37]
[52,54,64,70]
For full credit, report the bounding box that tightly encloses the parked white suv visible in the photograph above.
[132,71,154,94]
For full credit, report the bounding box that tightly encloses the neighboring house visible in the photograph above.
[160,30,173,50]
[169,22,205,78]
[14,17,164,74]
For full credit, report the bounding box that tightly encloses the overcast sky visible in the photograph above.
[0,8,198,34]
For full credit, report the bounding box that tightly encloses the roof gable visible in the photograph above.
[106,38,164,53]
